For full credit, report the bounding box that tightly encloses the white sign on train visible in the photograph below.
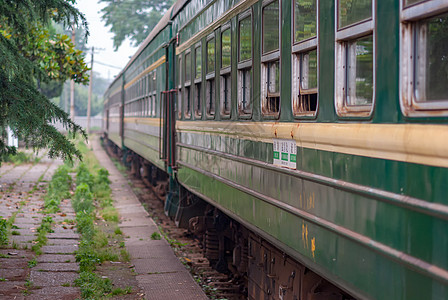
[273,139,297,169]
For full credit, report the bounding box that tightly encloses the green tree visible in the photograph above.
[99,0,175,50]
[0,0,89,162]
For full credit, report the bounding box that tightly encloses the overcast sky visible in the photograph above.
[75,0,138,81]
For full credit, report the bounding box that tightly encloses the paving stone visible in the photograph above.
[47,232,79,239]
[30,271,78,287]
[29,287,80,300]
[0,267,28,280]
[41,245,78,254]
[10,235,36,243]
[11,228,36,236]
[35,263,78,272]
[37,254,76,263]
[0,281,26,293]
[0,258,28,269]
[46,238,79,246]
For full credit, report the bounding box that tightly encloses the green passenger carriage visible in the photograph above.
[103,0,448,299]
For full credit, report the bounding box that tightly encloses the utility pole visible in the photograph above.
[70,25,76,120]
[87,47,94,136]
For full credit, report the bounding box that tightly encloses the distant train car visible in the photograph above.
[103,0,448,299]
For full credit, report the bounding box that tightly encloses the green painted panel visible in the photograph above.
[124,138,165,170]
[108,133,122,149]
[177,166,448,300]
[124,128,160,149]
[178,145,448,269]
[178,131,448,204]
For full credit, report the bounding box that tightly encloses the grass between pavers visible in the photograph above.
[31,216,54,255]
[1,151,41,165]
[44,164,72,213]
[72,139,132,299]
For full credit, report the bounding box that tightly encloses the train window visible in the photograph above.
[261,0,280,116]
[292,0,318,117]
[152,71,157,117]
[400,0,448,116]
[335,0,374,117]
[338,0,371,29]
[194,44,202,118]
[238,11,252,116]
[206,35,215,117]
[184,51,192,118]
[177,55,182,119]
[220,26,231,116]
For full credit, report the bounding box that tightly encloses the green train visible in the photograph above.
[103,0,448,299]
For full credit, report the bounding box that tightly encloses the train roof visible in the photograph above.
[107,1,182,91]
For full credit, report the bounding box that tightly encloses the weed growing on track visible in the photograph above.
[44,165,72,213]
[0,217,8,246]
[31,216,53,255]
[72,143,131,299]
[32,216,53,255]
[2,152,40,165]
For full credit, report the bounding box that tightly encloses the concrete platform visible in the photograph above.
[92,137,208,300]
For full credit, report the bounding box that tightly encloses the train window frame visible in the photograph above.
[261,0,281,118]
[400,0,448,116]
[220,23,232,118]
[206,33,216,119]
[184,50,192,119]
[177,55,183,120]
[291,0,319,118]
[335,0,375,118]
[237,10,253,118]
[194,42,202,118]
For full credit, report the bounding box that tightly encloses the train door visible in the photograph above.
[159,38,177,169]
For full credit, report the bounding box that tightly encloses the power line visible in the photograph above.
[94,60,122,69]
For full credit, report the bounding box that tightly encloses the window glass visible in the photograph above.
[301,49,318,90]
[346,35,373,106]
[238,69,252,113]
[222,29,231,68]
[414,13,448,102]
[195,83,202,116]
[221,74,231,115]
[206,79,215,115]
[268,60,280,95]
[195,46,202,79]
[294,0,317,43]
[338,0,372,28]
[207,38,215,74]
[185,52,191,82]
[177,56,182,86]
[184,87,191,117]
[263,1,279,54]
[239,17,252,62]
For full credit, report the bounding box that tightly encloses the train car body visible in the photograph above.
[103,0,448,299]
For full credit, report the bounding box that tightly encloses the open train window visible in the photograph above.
[194,43,202,118]
[206,34,216,118]
[184,51,192,119]
[292,0,318,117]
[238,10,253,117]
[261,0,280,117]
[220,25,231,117]
[335,0,375,117]
[177,55,182,119]
[400,0,448,116]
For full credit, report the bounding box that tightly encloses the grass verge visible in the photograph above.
[72,140,131,299]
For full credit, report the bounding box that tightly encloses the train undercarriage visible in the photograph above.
[104,138,355,300]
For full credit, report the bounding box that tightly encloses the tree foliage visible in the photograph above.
[99,0,175,50]
[0,0,89,162]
